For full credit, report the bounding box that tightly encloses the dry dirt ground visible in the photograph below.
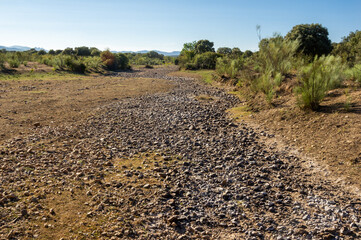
[0,70,173,143]
[237,83,361,192]
[0,66,361,240]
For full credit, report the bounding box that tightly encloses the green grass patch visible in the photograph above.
[227,105,252,121]
[182,69,215,84]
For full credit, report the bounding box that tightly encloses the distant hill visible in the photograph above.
[120,50,181,56]
[0,45,44,52]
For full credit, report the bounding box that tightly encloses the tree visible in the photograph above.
[147,51,164,60]
[37,49,47,55]
[100,50,129,70]
[332,30,361,66]
[115,53,129,70]
[243,50,253,58]
[285,23,332,57]
[178,41,197,68]
[27,48,38,54]
[231,47,243,58]
[62,47,74,55]
[75,46,91,56]
[182,41,196,52]
[55,50,62,55]
[90,47,101,57]
[217,47,232,55]
[194,52,219,69]
[101,50,115,69]
[48,49,56,55]
[195,40,215,54]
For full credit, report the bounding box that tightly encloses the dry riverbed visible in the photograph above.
[1,66,361,239]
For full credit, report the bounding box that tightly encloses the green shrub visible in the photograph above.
[194,52,219,69]
[216,57,243,79]
[101,51,129,70]
[65,58,86,73]
[84,56,103,72]
[344,64,361,85]
[332,30,361,66]
[0,54,5,70]
[9,59,20,68]
[184,63,198,70]
[75,46,91,56]
[252,35,299,103]
[258,34,299,77]
[295,55,345,110]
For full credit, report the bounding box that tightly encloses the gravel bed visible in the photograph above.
[0,67,360,239]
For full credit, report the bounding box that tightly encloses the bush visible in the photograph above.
[9,59,20,68]
[295,55,344,110]
[0,54,5,70]
[332,30,361,66]
[194,52,219,69]
[344,64,361,85]
[253,34,299,103]
[75,46,91,56]
[84,56,103,72]
[258,34,299,77]
[184,63,198,70]
[216,57,243,79]
[255,70,282,104]
[65,59,86,74]
[100,50,129,70]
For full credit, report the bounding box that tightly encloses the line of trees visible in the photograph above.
[177,24,361,110]
[0,47,177,73]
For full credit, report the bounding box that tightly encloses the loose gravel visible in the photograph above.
[0,67,360,239]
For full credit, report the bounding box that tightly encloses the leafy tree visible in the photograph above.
[48,49,56,55]
[182,41,196,52]
[217,47,232,55]
[178,41,197,68]
[231,47,243,58]
[332,30,361,66]
[62,47,74,55]
[147,51,164,60]
[37,49,47,55]
[55,50,62,55]
[243,50,253,58]
[90,47,101,57]
[194,52,219,69]
[285,23,332,57]
[115,53,129,70]
[100,50,129,70]
[195,40,215,54]
[26,48,38,54]
[75,46,91,56]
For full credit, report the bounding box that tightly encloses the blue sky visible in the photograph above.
[0,0,360,52]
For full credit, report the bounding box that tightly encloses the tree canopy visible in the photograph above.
[285,23,332,57]
[217,47,232,55]
[195,40,215,54]
[332,30,361,65]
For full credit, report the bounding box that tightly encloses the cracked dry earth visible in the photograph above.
[1,67,361,240]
